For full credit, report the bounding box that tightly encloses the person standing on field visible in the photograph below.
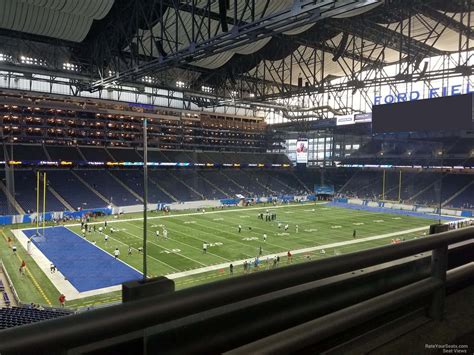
[59,294,66,307]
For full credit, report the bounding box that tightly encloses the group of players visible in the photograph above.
[155,226,168,240]
[79,219,149,259]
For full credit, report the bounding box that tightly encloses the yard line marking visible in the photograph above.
[91,229,179,272]
[121,222,207,267]
[128,222,231,262]
[66,228,145,275]
[160,219,261,256]
[165,225,430,280]
[190,219,290,252]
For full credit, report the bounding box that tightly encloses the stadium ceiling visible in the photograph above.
[0,0,473,113]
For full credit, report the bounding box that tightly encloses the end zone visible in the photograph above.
[13,226,142,300]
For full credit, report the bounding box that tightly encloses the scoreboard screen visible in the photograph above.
[296,140,308,164]
[372,94,473,133]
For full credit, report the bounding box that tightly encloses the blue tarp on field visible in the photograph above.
[23,226,142,292]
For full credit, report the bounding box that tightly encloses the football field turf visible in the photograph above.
[66,203,431,290]
[3,202,439,309]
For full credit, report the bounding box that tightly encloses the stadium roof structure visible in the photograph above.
[0,0,473,118]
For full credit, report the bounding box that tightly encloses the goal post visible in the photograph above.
[35,171,47,238]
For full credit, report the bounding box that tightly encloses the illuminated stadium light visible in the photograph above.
[0,53,12,62]
[142,76,153,84]
[176,81,186,88]
[63,62,80,72]
[20,55,47,66]
[201,85,213,93]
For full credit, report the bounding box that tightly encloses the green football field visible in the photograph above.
[2,202,434,309]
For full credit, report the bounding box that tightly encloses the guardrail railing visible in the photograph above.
[0,226,472,354]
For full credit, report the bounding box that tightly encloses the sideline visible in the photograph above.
[165,225,429,280]
[1,230,52,306]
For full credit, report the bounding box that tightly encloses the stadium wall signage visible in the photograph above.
[0,160,291,169]
[374,83,474,105]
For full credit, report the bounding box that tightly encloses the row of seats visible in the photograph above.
[349,138,473,157]
[0,170,65,213]
[0,189,12,215]
[1,167,472,214]
[340,171,474,208]
[2,292,10,307]
[0,306,70,330]
[0,281,8,307]
[0,168,312,212]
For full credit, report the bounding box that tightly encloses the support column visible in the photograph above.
[428,245,448,321]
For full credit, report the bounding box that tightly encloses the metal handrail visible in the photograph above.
[225,264,474,355]
[0,227,472,353]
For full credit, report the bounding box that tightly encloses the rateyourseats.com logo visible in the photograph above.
[425,344,469,354]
